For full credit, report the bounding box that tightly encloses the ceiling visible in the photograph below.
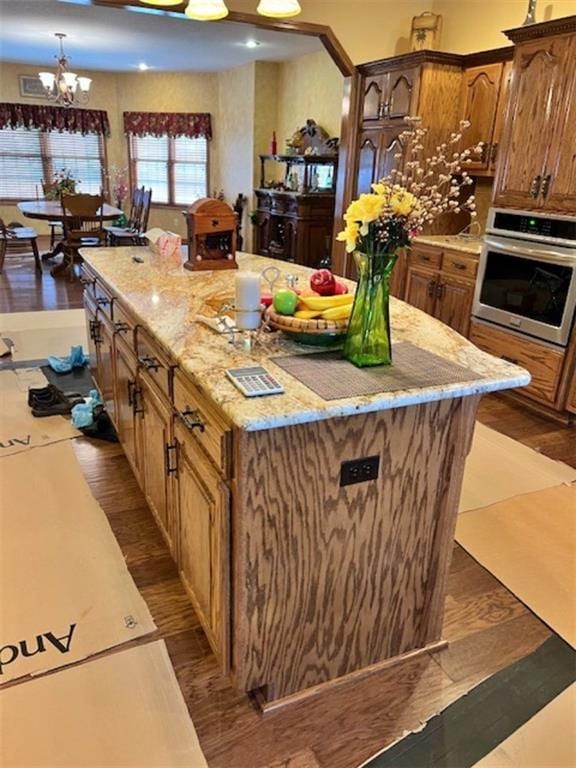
[0,0,324,72]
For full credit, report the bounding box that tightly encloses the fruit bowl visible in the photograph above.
[265,307,349,347]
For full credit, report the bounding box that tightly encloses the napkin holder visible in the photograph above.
[184,198,238,272]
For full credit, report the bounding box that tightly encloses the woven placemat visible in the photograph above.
[272,342,484,401]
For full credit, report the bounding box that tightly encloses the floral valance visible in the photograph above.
[123,111,212,140]
[0,103,110,136]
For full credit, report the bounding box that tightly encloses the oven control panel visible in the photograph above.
[488,209,576,246]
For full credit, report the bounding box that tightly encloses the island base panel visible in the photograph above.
[233,395,479,703]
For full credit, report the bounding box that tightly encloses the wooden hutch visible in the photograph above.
[253,153,338,268]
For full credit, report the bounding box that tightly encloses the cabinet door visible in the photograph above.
[362,75,386,122]
[176,424,230,671]
[97,319,115,424]
[460,63,503,172]
[114,340,139,477]
[490,61,513,172]
[434,277,474,337]
[84,298,100,382]
[377,125,406,181]
[387,67,420,120]
[404,268,437,316]
[493,37,564,209]
[356,130,380,194]
[139,376,176,555]
[389,248,408,299]
[542,36,576,212]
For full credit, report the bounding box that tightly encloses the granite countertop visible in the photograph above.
[82,247,529,432]
[412,235,484,256]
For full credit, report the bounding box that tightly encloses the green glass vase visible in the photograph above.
[343,249,398,367]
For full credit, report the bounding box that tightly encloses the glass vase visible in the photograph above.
[343,249,398,367]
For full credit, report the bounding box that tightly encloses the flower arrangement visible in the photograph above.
[107,165,129,209]
[45,168,78,200]
[336,118,481,368]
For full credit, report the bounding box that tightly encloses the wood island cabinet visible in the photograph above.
[493,19,576,212]
[113,336,139,479]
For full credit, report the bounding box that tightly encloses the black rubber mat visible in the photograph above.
[365,635,576,768]
[40,363,95,397]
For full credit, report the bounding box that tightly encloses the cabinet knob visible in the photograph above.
[530,175,542,198]
[541,174,552,199]
[180,407,206,433]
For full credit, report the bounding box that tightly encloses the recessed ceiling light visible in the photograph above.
[138,62,150,71]
[246,40,261,49]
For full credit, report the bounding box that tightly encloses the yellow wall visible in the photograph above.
[433,0,576,53]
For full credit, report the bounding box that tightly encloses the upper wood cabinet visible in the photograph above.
[493,22,576,212]
[356,125,406,194]
[490,60,513,172]
[361,66,420,124]
[459,62,505,173]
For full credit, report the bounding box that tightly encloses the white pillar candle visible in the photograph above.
[235,272,262,331]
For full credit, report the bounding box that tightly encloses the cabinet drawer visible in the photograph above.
[441,251,478,280]
[136,327,173,401]
[80,263,97,297]
[173,370,232,478]
[112,301,137,350]
[469,321,564,405]
[93,279,114,321]
[409,245,443,270]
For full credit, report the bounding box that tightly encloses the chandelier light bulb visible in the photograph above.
[77,76,92,93]
[140,0,183,5]
[257,0,302,18]
[39,72,56,90]
[185,0,229,20]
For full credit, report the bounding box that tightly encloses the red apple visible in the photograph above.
[310,269,336,296]
[334,281,349,295]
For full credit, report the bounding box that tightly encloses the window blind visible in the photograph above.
[0,127,105,200]
[130,134,208,206]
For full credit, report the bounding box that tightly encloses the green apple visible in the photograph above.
[273,289,298,316]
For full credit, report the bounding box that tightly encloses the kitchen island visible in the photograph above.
[81,247,529,709]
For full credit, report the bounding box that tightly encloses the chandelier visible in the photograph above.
[141,0,302,21]
[38,34,92,108]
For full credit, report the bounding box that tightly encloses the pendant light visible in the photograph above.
[140,0,183,5]
[257,0,302,17]
[185,0,229,20]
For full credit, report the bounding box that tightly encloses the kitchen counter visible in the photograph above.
[413,234,484,255]
[81,246,530,708]
[82,247,526,432]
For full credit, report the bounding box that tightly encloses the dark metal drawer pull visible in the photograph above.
[420,255,431,262]
[501,355,520,365]
[139,355,160,372]
[541,174,552,199]
[180,408,206,433]
[114,322,130,334]
[452,262,467,271]
[89,319,101,344]
[127,380,134,407]
[132,385,144,416]
[427,280,437,298]
[530,175,542,198]
[96,296,110,306]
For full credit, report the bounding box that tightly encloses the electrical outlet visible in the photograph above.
[340,456,380,487]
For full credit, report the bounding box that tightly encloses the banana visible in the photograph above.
[321,305,353,320]
[299,294,354,311]
[294,309,322,319]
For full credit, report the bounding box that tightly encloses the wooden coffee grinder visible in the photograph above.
[184,198,238,271]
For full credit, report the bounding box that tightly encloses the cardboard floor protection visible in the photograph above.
[0,641,208,767]
[0,377,79,456]
[0,441,155,685]
[0,308,87,362]
[460,422,576,513]
[456,484,576,649]
[474,683,576,767]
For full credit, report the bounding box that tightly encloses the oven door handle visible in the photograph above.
[484,236,576,265]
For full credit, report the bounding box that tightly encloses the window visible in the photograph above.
[129,134,208,206]
[0,126,105,200]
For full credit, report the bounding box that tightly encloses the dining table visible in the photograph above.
[17,200,123,277]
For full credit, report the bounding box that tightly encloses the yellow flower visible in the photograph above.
[371,182,391,198]
[344,194,385,226]
[336,221,360,253]
[390,191,417,217]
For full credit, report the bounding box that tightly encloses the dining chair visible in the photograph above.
[105,187,152,246]
[0,217,42,274]
[61,193,106,279]
[42,181,64,249]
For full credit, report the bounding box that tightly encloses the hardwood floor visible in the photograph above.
[0,242,84,313]
[72,436,555,768]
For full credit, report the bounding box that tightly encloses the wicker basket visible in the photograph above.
[266,307,349,346]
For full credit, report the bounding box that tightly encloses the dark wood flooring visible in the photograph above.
[5,250,575,767]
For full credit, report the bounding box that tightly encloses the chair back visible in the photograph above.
[61,193,106,243]
[139,188,152,233]
[127,186,145,230]
[0,216,8,239]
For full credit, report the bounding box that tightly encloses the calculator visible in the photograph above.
[226,366,285,397]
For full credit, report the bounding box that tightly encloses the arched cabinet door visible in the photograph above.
[362,77,385,122]
[377,126,405,180]
[356,132,380,194]
[460,63,504,171]
[493,37,564,209]
[387,68,420,120]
